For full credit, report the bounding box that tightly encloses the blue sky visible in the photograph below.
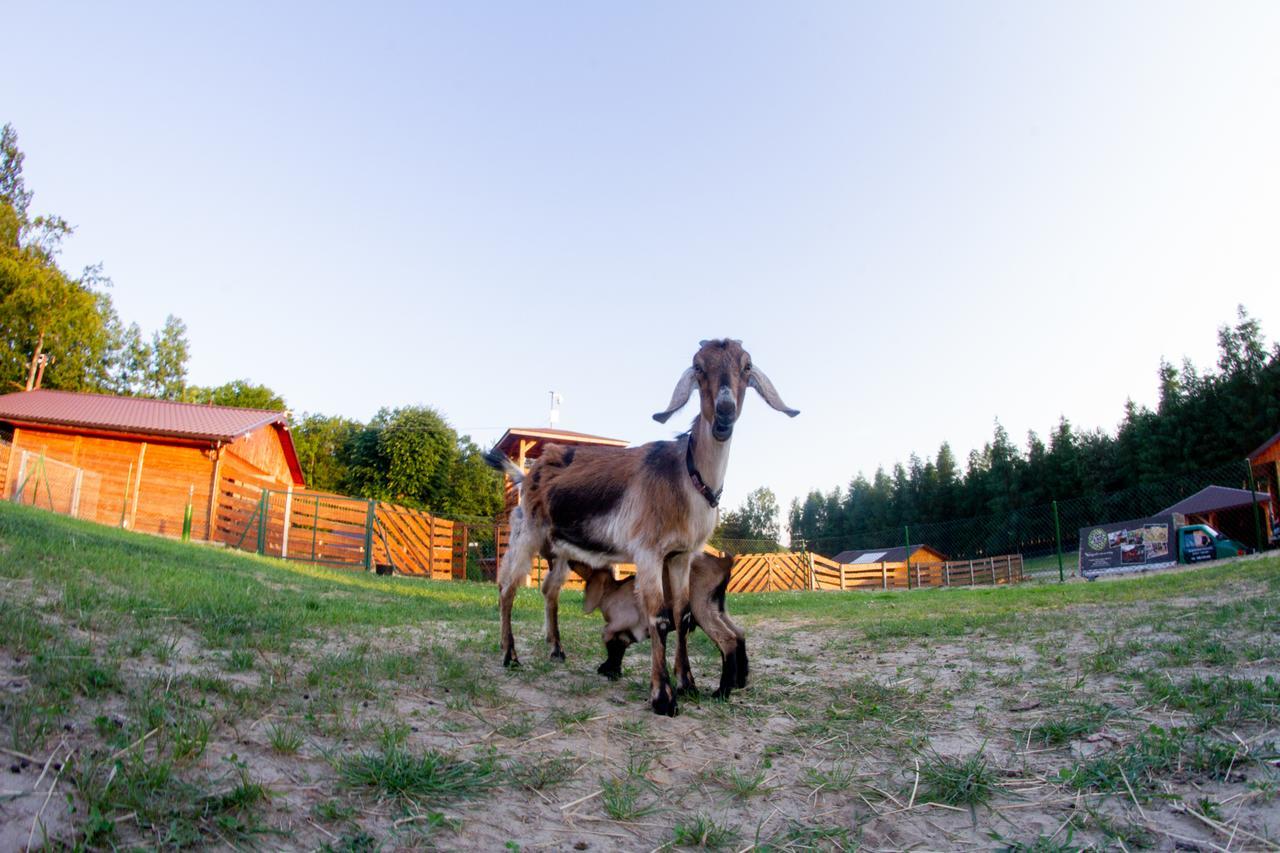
[6,2,1280,527]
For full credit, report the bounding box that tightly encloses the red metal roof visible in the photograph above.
[0,389,285,441]
[495,426,628,459]
[0,389,305,485]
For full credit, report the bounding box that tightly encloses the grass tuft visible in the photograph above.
[340,745,496,804]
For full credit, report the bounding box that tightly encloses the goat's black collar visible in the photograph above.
[685,433,722,509]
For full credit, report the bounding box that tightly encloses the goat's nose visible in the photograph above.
[715,387,736,417]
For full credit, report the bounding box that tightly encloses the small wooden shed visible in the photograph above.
[830,543,948,565]
[0,389,304,540]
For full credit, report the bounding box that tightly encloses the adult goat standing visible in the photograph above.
[487,339,798,716]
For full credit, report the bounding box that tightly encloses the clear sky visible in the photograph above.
[5,2,1280,529]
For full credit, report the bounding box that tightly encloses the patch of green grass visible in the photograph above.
[760,820,852,851]
[226,647,256,671]
[1019,703,1117,746]
[671,814,739,849]
[1061,725,1247,797]
[268,722,304,755]
[800,762,861,792]
[552,707,594,730]
[339,745,496,805]
[1143,673,1280,730]
[600,775,659,821]
[709,763,772,798]
[917,749,999,807]
[74,753,277,849]
[509,752,579,790]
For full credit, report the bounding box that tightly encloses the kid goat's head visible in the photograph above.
[653,339,799,440]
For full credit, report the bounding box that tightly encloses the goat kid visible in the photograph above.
[487,339,797,716]
[582,552,748,700]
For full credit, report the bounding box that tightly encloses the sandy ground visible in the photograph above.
[3,572,1279,851]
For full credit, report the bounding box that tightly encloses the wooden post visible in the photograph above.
[71,468,83,518]
[806,551,816,591]
[1,427,20,499]
[881,561,888,590]
[944,561,951,587]
[280,484,294,559]
[840,561,847,591]
[13,451,29,504]
[205,447,222,541]
[969,559,975,587]
[129,442,147,529]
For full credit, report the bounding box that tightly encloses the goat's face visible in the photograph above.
[654,339,799,439]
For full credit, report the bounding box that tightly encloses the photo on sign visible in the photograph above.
[1143,524,1169,559]
[1121,544,1143,564]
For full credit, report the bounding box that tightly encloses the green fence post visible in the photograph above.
[364,499,377,572]
[181,484,193,542]
[310,495,320,561]
[257,489,269,555]
[1053,500,1064,583]
[904,525,911,589]
[1246,459,1263,553]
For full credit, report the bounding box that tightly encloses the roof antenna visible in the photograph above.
[548,391,563,428]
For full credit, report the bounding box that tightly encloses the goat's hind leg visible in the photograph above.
[496,526,537,668]
[541,557,572,661]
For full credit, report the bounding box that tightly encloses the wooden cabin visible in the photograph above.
[492,426,629,516]
[0,389,304,540]
[1249,429,1280,544]
[490,426,629,585]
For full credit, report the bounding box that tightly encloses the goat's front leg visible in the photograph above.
[541,557,572,661]
[637,554,676,716]
[667,553,696,697]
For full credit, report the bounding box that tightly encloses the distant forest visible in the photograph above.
[788,307,1280,550]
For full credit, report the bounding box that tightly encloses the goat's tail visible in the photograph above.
[484,448,525,485]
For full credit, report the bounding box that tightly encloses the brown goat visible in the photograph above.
[486,339,797,716]
[582,552,748,699]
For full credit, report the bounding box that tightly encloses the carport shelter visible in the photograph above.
[1157,485,1273,548]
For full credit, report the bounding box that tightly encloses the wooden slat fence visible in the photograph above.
[374,503,453,578]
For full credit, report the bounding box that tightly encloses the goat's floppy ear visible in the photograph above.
[653,367,697,423]
[583,572,608,615]
[748,367,799,417]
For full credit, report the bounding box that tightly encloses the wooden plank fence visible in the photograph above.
[216,490,1024,590]
[515,542,1024,594]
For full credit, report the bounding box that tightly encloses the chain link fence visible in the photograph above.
[795,458,1273,580]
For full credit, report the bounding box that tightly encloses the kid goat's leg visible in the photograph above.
[690,597,742,699]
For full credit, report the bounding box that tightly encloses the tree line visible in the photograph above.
[0,123,504,519]
[787,307,1280,553]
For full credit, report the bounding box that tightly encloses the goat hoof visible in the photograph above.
[651,686,678,717]
[549,649,566,662]
[503,657,521,669]
[597,662,621,680]
[710,686,731,701]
